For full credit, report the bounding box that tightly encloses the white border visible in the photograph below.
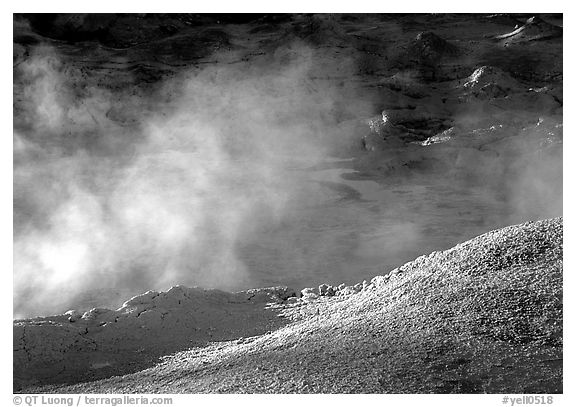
[3,3,572,406]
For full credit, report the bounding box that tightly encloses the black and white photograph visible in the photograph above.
[12,7,565,397]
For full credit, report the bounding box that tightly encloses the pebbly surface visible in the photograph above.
[13,285,297,390]
[16,217,562,393]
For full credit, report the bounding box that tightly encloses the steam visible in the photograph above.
[13,43,364,317]
[13,31,562,319]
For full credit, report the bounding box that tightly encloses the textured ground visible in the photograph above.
[15,217,562,393]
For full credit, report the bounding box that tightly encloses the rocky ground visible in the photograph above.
[15,217,563,393]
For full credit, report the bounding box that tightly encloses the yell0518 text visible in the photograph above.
[502,395,554,405]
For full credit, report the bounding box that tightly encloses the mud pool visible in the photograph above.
[60,155,549,317]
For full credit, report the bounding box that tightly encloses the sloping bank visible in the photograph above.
[15,217,562,393]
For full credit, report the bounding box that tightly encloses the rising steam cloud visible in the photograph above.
[13,43,366,318]
[14,32,562,319]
